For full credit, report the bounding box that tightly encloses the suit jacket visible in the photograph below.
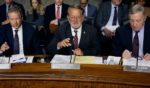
[0,22,42,56]
[112,17,150,56]
[87,4,97,18]
[95,1,128,30]
[44,3,69,30]
[47,21,100,55]
[0,1,26,25]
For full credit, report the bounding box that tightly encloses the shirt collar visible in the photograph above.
[12,25,22,31]
[132,24,145,34]
[71,25,82,34]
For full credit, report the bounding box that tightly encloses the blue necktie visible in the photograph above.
[112,7,117,25]
[13,30,19,54]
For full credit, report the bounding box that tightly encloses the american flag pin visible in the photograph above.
[83,31,86,34]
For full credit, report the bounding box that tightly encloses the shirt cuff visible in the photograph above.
[101,26,105,36]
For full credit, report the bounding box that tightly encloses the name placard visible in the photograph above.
[51,64,80,69]
[0,64,11,69]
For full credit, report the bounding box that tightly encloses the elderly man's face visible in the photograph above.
[67,8,84,30]
[8,12,23,29]
[112,0,122,6]
[5,0,13,4]
[54,0,63,6]
[129,12,146,32]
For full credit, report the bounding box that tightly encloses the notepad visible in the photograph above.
[74,56,103,64]
[0,64,11,69]
[51,54,74,64]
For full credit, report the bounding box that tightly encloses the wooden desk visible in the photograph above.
[0,63,150,88]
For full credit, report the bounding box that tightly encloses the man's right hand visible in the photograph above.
[0,42,10,53]
[50,19,58,25]
[1,19,9,25]
[57,38,71,49]
[122,49,132,59]
[103,28,115,38]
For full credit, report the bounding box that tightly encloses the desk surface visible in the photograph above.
[0,63,150,88]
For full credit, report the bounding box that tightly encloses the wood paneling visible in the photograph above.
[0,64,150,88]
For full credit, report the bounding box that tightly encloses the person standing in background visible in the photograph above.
[26,0,45,30]
[0,0,26,25]
[80,0,97,19]
[95,0,128,56]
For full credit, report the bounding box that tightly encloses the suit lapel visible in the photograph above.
[6,25,14,51]
[61,3,64,18]
[53,4,56,19]
[22,23,27,52]
[143,20,149,54]
[127,26,133,51]
[106,2,111,22]
[79,24,86,47]
[65,24,72,38]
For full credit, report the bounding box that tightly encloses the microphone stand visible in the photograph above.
[70,36,74,64]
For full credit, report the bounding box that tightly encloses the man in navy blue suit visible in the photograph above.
[0,0,25,25]
[80,0,97,19]
[0,6,41,56]
[47,5,100,55]
[112,5,150,60]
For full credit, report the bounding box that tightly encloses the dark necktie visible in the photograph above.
[132,32,139,57]
[73,31,78,49]
[13,30,20,54]
[112,7,117,25]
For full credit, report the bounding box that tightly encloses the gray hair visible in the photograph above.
[129,4,145,15]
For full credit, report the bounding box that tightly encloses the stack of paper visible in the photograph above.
[10,54,27,63]
[0,64,11,69]
[51,54,73,64]
[106,56,121,65]
[0,57,9,64]
[74,56,103,64]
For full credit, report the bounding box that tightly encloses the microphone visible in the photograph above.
[69,36,74,63]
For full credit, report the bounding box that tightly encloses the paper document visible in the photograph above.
[0,57,9,64]
[123,58,137,66]
[106,56,121,65]
[9,54,26,63]
[123,57,150,67]
[0,64,11,69]
[26,56,34,63]
[74,56,103,64]
[51,54,74,64]
[51,64,80,69]
[105,25,119,32]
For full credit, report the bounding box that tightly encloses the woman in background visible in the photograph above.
[26,0,45,30]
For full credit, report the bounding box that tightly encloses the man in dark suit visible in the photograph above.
[95,0,128,55]
[80,0,97,19]
[44,0,69,33]
[112,5,150,60]
[0,0,26,25]
[0,6,41,56]
[47,5,100,55]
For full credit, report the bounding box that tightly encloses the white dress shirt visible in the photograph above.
[55,4,62,19]
[12,25,24,54]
